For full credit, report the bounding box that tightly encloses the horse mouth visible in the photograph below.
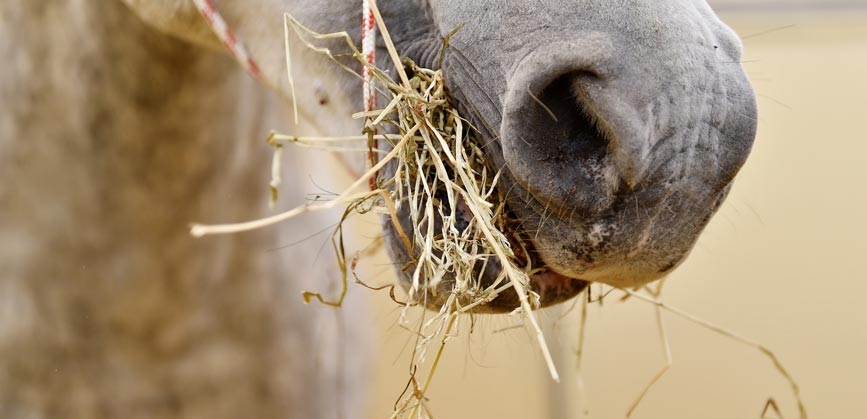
[387,186,589,314]
[378,62,591,313]
[461,195,589,313]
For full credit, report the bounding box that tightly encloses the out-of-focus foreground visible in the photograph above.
[363,9,867,419]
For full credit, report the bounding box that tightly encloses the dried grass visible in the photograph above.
[190,3,560,417]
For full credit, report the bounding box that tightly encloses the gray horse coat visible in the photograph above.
[0,1,755,418]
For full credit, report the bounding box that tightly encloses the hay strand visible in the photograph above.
[621,288,807,419]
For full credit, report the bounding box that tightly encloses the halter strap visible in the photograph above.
[362,0,379,190]
[191,0,263,80]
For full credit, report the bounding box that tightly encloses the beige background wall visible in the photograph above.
[363,10,867,419]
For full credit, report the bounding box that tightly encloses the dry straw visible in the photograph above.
[190,2,562,416]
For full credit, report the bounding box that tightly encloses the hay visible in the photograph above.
[621,288,807,418]
[190,3,561,416]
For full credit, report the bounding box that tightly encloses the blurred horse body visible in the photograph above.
[0,2,367,418]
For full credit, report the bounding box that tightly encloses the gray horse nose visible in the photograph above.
[500,39,652,216]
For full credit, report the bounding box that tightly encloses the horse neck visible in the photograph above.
[1,0,282,269]
[0,3,368,418]
[0,0,295,349]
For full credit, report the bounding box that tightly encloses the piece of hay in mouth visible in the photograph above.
[190,2,563,393]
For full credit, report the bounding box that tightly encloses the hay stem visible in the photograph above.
[191,126,416,237]
[283,14,299,125]
[625,296,672,417]
[575,292,590,417]
[621,289,807,419]
[267,132,402,145]
[368,0,411,88]
[407,311,459,419]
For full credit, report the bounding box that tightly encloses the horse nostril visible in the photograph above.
[532,74,610,159]
[501,73,620,216]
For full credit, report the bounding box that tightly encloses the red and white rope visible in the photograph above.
[191,0,262,80]
[361,0,379,189]
[361,0,377,112]
[192,0,380,186]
